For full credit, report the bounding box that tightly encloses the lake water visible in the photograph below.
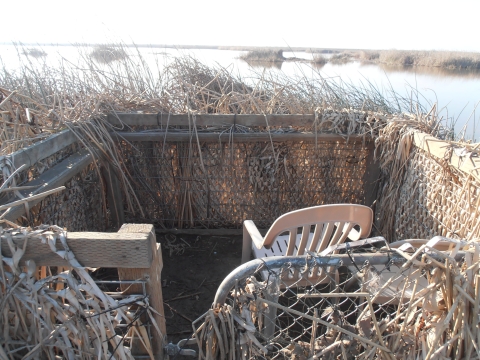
[2,45,480,141]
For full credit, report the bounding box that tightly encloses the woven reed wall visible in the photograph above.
[120,139,371,229]
[17,163,106,231]
[385,147,480,241]
[8,142,107,231]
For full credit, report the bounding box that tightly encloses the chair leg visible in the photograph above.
[241,231,253,264]
[262,276,280,340]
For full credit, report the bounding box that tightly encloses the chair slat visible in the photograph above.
[297,225,311,256]
[286,228,297,256]
[308,223,323,253]
[330,222,346,247]
[318,222,335,253]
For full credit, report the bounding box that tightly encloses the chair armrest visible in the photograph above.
[241,220,265,263]
[244,220,265,248]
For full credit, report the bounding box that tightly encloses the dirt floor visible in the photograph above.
[157,232,243,350]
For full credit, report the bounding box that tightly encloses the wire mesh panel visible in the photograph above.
[196,240,476,359]
[119,138,370,229]
[16,164,106,231]
[390,148,480,241]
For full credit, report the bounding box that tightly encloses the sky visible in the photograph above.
[1,0,480,52]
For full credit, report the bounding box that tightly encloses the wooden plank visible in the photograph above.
[112,131,372,144]
[5,129,77,169]
[156,228,244,236]
[2,149,93,222]
[0,231,153,267]
[108,113,317,127]
[155,228,269,237]
[101,163,125,230]
[117,224,166,360]
[413,132,480,180]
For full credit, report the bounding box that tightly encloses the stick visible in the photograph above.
[0,186,66,212]
[367,296,394,360]
[425,295,461,360]
[163,302,193,323]
[0,90,18,109]
[164,292,201,303]
[310,308,318,357]
[259,298,392,354]
[308,340,342,360]
[298,292,369,298]
[454,283,476,305]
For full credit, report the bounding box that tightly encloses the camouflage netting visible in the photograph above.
[119,138,371,229]
[16,163,107,231]
[385,147,480,241]
[0,141,107,232]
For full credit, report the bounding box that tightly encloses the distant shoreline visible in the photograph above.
[4,43,480,70]
[0,42,358,53]
[239,49,480,71]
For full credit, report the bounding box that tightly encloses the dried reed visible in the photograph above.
[196,238,480,359]
[0,225,162,359]
[0,43,437,224]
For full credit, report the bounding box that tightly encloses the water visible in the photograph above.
[2,45,480,141]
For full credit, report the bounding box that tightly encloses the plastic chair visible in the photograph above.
[368,237,464,305]
[241,204,374,264]
[241,204,374,339]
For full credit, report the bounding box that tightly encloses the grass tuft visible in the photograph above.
[240,49,285,62]
[22,48,47,58]
[90,44,128,64]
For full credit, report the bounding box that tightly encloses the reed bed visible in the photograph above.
[90,45,129,64]
[0,43,449,228]
[312,54,327,65]
[22,48,47,59]
[360,50,480,70]
[239,49,286,62]
[329,52,354,64]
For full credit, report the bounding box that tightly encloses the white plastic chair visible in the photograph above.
[367,237,463,305]
[241,204,374,339]
[241,204,374,264]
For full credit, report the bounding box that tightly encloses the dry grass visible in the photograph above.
[312,54,327,65]
[0,43,451,230]
[361,50,480,69]
[239,49,285,62]
[0,225,161,359]
[329,52,354,64]
[22,47,47,58]
[90,44,128,64]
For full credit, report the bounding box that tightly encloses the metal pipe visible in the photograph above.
[213,252,465,306]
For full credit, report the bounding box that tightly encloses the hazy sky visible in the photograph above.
[2,0,479,52]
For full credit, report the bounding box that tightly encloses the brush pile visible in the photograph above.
[0,225,162,359]
[194,238,480,359]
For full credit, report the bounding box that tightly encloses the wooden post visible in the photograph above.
[117,224,166,360]
[101,163,125,230]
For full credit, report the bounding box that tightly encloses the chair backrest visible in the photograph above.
[262,204,373,256]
